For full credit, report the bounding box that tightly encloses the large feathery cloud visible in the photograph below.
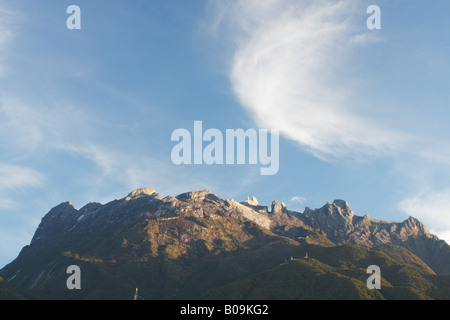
[211,0,404,161]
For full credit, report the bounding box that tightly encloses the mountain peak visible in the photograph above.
[125,187,162,201]
[53,201,74,210]
[333,199,349,208]
[402,216,431,237]
[30,201,80,245]
[328,199,354,218]
[127,187,158,198]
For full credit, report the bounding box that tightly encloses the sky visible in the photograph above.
[0,0,450,268]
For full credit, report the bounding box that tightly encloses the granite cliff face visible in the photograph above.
[1,188,450,299]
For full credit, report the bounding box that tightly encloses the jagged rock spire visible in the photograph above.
[244,196,259,206]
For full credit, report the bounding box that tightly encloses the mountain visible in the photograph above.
[1,188,449,300]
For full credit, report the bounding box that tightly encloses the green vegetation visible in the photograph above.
[201,244,450,300]
[1,211,450,300]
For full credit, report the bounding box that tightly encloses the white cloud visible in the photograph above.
[0,198,16,210]
[0,162,44,210]
[399,189,450,244]
[0,97,46,153]
[288,196,307,204]
[0,95,98,156]
[62,142,216,205]
[212,0,404,161]
[64,144,119,177]
[0,163,43,191]
[349,32,384,45]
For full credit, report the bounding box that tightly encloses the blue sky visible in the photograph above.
[1,0,450,268]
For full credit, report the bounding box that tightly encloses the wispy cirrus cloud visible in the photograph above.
[210,0,404,161]
[0,79,218,208]
[0,162,44,210]
[0,95,99,157]
[0,163,43,191]
[0,198,16,210]
[63,143,217,204]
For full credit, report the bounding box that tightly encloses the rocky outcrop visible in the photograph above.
[243,196,259,206]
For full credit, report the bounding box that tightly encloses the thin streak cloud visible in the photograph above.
[0,163,43,191]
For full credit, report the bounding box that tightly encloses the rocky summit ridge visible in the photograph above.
[27,187,450,274]
[2,187,450,300]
